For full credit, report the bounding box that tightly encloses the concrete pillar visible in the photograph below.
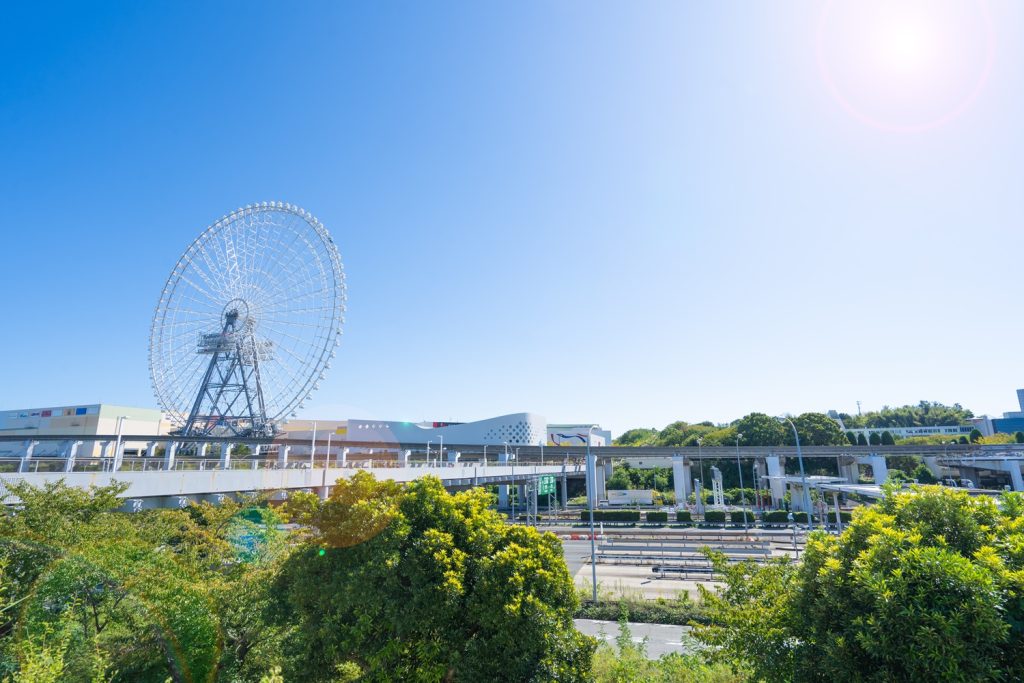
[672,454,693,505]
[868,455,888,484]
[345,447,353,466]
[447,450,460,464]
[498,450,510,509]
[19,440,36,473]
[1005,461,1024,491]
[99,441,112,458]
[164,442,178,470]
[145,441,158,458]
[838,456,859,484]
[561,468,568,509]
[765,455,786,508]
[220,443,233,469]
[595,464,607,504]
[922,456,942,479]
[278,445,291,468]
[832,491,843,532]
[789,482,807,512]
[64,441,82,472]
[199,443,210,458]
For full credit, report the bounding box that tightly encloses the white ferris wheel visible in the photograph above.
[149,202,345,438]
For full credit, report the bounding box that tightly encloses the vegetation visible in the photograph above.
[579,509,642,523]
[695,485,1024,682]
[592,619,743,683]
[838,400,974,428]
[575,591,708,626]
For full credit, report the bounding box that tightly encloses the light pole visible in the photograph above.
[114,415,130,471]
[587,424,599,603]
[511,448,517,522]
[735,434,748,532]
[438,435,444,463]
[483,444,488,466]
[427,440,432,463]
[779,415,814,530]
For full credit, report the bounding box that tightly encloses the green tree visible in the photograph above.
[695,486,1024,682]
[844,431,857,445]
[1016,431,1024,444]
[868,432,882,446]
[733,413,787,447]
[880,430,895,445]
[614,429,658,446]
[272,472,594,682]
[856,433,868,446]
[790,413,846,446]
[970,428,983,444]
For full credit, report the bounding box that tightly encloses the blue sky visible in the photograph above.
[2,1,1022,436]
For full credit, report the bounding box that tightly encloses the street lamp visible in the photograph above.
[426,440,432,463]
[778,415,814,530]
[587,424,599,603]
[511,448,517,522]
[735,434,748,532]
[438,435,444,464]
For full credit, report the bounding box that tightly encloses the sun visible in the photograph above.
[817,0,994,132]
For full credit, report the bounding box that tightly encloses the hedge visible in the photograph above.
[676,510,692,523]
[763,510,791,524]
[645,511,669,524]
[579,509,641,523]
[703,510,727,524]
[731,511,756,525]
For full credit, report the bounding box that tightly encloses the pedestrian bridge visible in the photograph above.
[0,461,581,510]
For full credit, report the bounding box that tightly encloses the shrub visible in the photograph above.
[731,510,755,525]
[703,510,727,525]
[579,510,641,523]
[645,511,668,524]
[675,510,692,524]
[762,510,791,524]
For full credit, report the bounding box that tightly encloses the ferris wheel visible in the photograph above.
[149,202,345,438]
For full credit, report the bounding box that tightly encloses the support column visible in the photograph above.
[99,441,112,459]
[498,451,510,509]
[832,491,843,532]
[19,440,37,473]
[447,450,460,464]
[164,442,178,470]
[838,455,859,484]
[672,453,692,505]
[220,443,233,469]
[1005,461,1024,492]
[561,463,568,509]
[145,441,158,458]
[595,461,607,504]
[922,456,942,479]
[64,441,82,472]
[278,446,291,468]
[765,455,786,508]
[396,449,405,467]
[199,443,210,459]
[868,455,888,484]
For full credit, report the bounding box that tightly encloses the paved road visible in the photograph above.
[562,540,594,575]
[573,619,694,659]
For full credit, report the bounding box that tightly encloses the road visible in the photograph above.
[573,619,694,659]
[562,539,594,575]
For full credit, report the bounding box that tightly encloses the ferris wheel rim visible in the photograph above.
[148,201,346,431]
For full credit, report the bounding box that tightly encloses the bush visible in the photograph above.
[762,510,791,524]
[731,510,755,525]
[579,510,641,523]
[645,511,668,524]
[675,510,692,524]
[703,510,727,525]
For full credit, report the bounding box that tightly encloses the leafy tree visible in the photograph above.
[614,429,658,446]
[970,428,983,444]
[880,430,895,445]
[1016,431,1024,444]
[911,463,938,484]
[733,413,787,447]
[844,431,857,445]
[856,433,868,446]
[695,486,1024,682]
[959,436,969,444]
[843,401,974,429]
[868,432,882,446]
[272,472,594,682]
[790,413,846,447]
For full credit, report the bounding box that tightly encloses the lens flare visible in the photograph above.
[816,0,994,132]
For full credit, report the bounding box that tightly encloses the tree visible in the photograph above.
[1017,432,1024,444]
[845,431,857,446]
[614,428,659,447]
[272,472,594,682]
[880,430,895,445]
[695,486,1024,682]
[789,413,846,446]
[959,436,969,444]
[869,432,882,446]
[970,428,983,444]
[856,433,868,446]
[733,413,787,447]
